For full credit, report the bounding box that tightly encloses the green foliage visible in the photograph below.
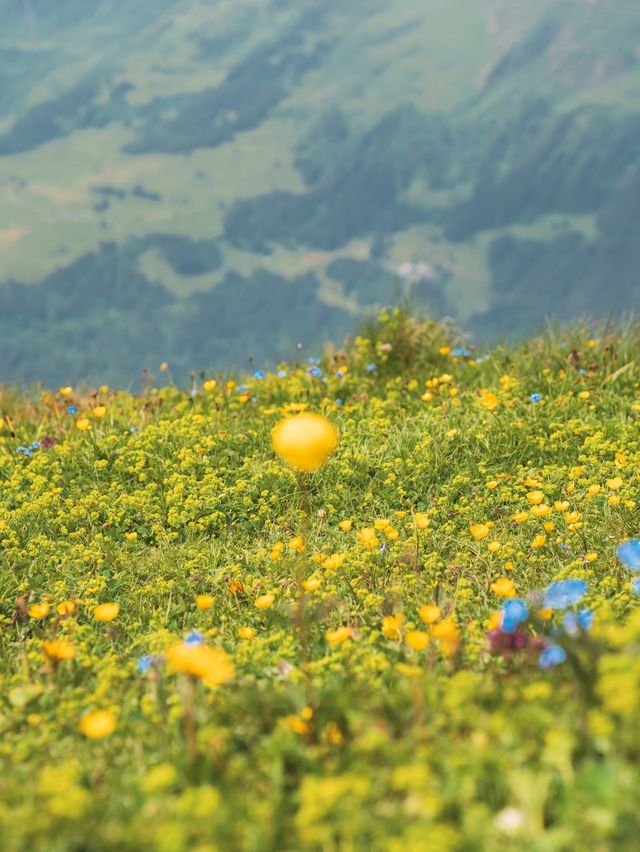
[1,320,640,847]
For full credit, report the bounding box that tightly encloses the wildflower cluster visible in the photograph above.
[1,313,640,848]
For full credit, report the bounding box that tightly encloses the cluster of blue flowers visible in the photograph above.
[16,441,42,458]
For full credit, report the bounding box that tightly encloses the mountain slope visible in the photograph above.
[1,0,639,384]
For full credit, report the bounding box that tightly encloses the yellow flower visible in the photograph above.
[487,540,501,553]
[419,604,441,625]
[608,495,621,506]
[381,614,404,640]
[59,386,73,396]
[527,490,545,505]
[530,504,552,517]
[326,626,351,645]
[607,476,623,491]
[28,602,50,620]
[99,385,109,394]
[288,535,305,553]
[196,594,214,610]
[413,512,430,529]
[431,618,460,646]
[228,579,245,595]
[470,523,490,541]
[203,379,217,391]
[531,534,546,549]
[57,600,76,616]
[255,593,275,609]
[166,643,234,688]
[357,527,379,549]
[269,541,284,561]
[159,362,169,372]
[80,709,117,740]
[237,626,256,640]
[384,525,399,540]
[405,630,429,651]
[338,519,353,532]
[124,531,138,542]
[439,346,451,355]
[93,603,120,622]
[271,413,338,472]
[92,406,106,418]
[76,417,91,431]
[302,577,322,592]
[564,511,581,524]
[513,511,529,523]
[44,639,76,661]
[322,553,346,570]
[578,390,590,399]
[487,611,502,631]
[480,392,498,411]
[486,480,498,490]
[491,577,516,598]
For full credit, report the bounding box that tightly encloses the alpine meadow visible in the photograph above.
[2,2,640,851]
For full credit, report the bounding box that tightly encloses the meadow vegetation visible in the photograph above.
[2,309,640,849]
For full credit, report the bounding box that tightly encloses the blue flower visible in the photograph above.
[544,579,587,609]
[236,385,248,393]
[475,354,490,364]
[336,370,345,378]
[137,655,154,674]
[184,630,204,646]
[539,645,567,669]
[66,406,78,415]
[501,598,528,634]
[633,578,640,595]
[16,446,33,457]
[366,363,377,373]
[530,393,542,403]
[253,370,265,379]
[578,609,594,630]
[335,399,343,406]
[30,441,40,450]
[563,609,594,637]
[308,366,323,378]
[277,370,287,379]
[616,540,640,572]
[451,348,472,358]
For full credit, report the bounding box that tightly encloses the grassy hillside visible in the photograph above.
[1,0,640,384]
[2,311,640,849]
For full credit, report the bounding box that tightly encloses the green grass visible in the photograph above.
[2,310,640,849]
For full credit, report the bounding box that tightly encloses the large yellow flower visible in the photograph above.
[166,642,235,688]
[271,413,338,472]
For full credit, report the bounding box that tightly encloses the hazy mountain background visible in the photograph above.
[1,0,639,386]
